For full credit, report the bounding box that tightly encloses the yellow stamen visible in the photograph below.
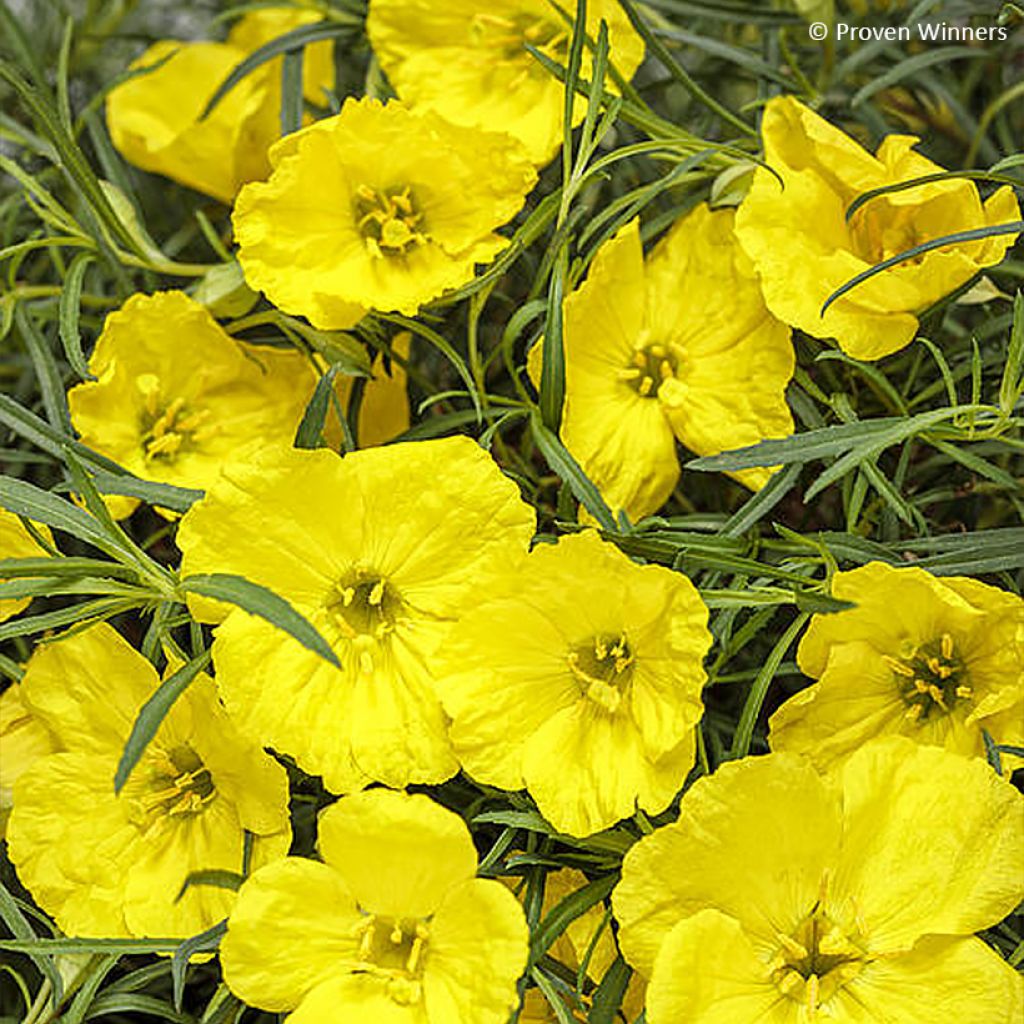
[941,633,954,659]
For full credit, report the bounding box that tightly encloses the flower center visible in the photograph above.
[327,568,402,641]
[618,344,679,399]
[137,375,211,462]
[848,202,929,267]
[771,898,866,1015]
[568,633,634,712]
[139,744,215,818]
[884,633,972,722]
[353,914,430,1006]
[355,184,425,259]
[471,11,569,64]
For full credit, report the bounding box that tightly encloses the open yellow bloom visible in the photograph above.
[769,562,1024,769]
[221,788,529,1024]
[177,436,536,793]
[6,624,290,938]
[366,0,644,165]
[435,530,710,837]
[0,684,57,837]
[68,291,316,518]
[0,508,53,621]
[67,291,406,517]
[613,738,1024,1024]
[107,6,335,203]
[531,209,793,522]
[232,97,537,327]
[513,868,645,1023]
[734,96,1021,361]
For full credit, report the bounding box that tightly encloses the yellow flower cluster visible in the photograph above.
[1,5,1021,1024]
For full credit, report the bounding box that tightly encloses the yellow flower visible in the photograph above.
[67,291,319,519]
[6,623,290,938]
[0,508,53,621]
[176,436,536,793]
[435,530,711,837]
[366,0,645,165]
[612,738,1024,1024]
[221,788,529,1023]
[734,96,1021,361]
[512,868,645,1023]
[232,97,537,327]
[0,684,57,837]
[530,209,793,522]
[107,6,335,203]
[769,561,1024,769]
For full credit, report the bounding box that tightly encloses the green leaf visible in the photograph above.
[821,223,1024,316]
[176,870,244,901]
[201,21,354,119]
[279,48,304,136]
[114,650,213,793]
[540,246,568,432]
[172,921,226,1011]
[730,612,809,758]
[530,413,616,529]
[180,573,340,668]
[58,251,95,380]
[845,170,1024,223]
[0,881,64,1002]
[531,874,618,964]
[16,304,71,433]
[294,365,341,449]
[588,955,632,1024]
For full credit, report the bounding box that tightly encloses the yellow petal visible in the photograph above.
[423,878,529,1023]
[613,752,840,976]
[19,623,159,752]
[367,0,644,166]
[835,737,1024,952]
[645,910,795,1024]
[233,97,536,323]
[0,508,53,621]
[317,790,478,919]
[106,41,272,203]
[7,752,138,937]
[0,683,57,836]
[68,292,319,518]
[123,797,246,937]
[221,858,362,1012]
[646,204,794,492]
[836,935,1023,1024]
[286,975,427,1024]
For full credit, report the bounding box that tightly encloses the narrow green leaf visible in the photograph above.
[202,22,352,119]
[58,252,95,380]
[530,413,615,529]
[180,573,340,668]
[279,48,304,136]
[172,921,226,1011]
[16,305,70,432]
[821,222,1024,315]
[90,473,203,513]
[730,612,809,758]
[845,170,1024,222]
[540,246,568,432]
[294,365,341,449]
[176,870,244,901]
[61,955,121,1024]
[0,881,64,1002]
[530,874,617,964]
[587,955,632,1024]
[999,291,1024,415]
[114,650,213,793]
[982,729,1003,776]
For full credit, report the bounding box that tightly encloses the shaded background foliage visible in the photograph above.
[0,0,1022,1022]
